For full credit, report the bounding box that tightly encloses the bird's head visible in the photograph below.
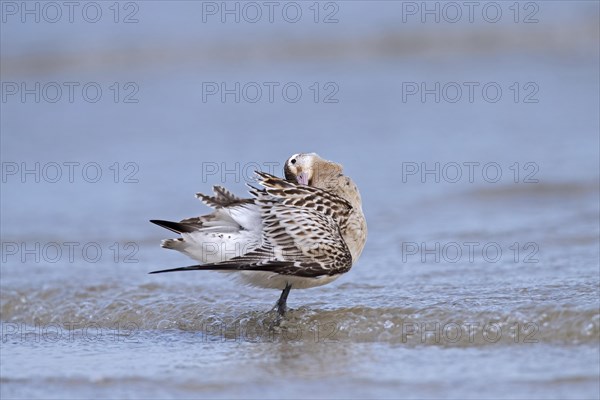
[284,153,318,185]
[284,153,343,188]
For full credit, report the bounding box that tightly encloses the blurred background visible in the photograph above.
[1,1,599,399]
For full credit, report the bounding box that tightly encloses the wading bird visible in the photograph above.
[150,153,367,316]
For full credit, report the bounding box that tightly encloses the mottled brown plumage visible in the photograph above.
[282,153,367,262]
[150,153,367,316]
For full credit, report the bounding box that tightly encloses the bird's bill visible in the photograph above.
[297,171,309,185]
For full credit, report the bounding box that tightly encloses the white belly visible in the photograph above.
[235,271,342,290]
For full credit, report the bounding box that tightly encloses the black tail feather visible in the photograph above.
[150,219,198,234]
[148,260,295,275]
[148,264,238,274]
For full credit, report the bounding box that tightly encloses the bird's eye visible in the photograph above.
[291,159,296,165]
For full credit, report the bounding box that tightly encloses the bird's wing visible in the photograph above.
[150,203,352,278]
[151,185,257,233]
[254,171,353,230]
[152,203,256,235]
[196,185,254,209]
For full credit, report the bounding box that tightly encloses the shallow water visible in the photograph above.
[1,1,599,399]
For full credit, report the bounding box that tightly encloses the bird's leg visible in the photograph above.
[269,283,292,331]
[267,284,292,330]
[275,283,292,316]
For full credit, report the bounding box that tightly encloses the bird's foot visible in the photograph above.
[266,283,292,331]
[270,302,288,316]
[266,305,287,330]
